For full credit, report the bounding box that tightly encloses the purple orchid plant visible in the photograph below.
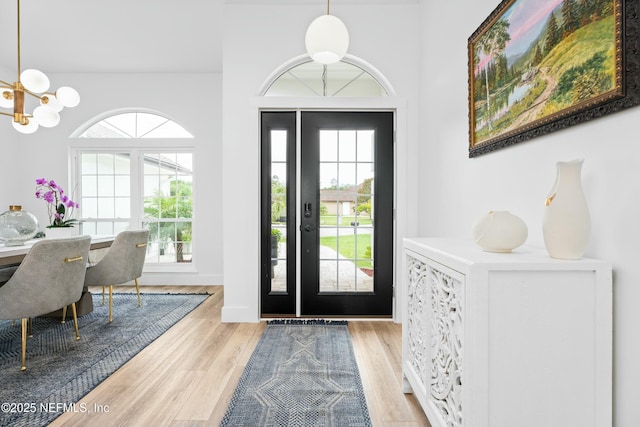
[35,178,80,228]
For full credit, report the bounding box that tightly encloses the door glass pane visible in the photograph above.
[270,129,288,293]
[319,128,375,293]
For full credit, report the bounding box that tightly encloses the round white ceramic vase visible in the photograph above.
[542,159,591,259]
[472,210,528,253]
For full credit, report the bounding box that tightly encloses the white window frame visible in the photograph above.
[70,147,197,273]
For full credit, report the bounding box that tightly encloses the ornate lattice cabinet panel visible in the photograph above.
[402,238,612,427]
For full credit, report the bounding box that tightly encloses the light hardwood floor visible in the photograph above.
[49,286,431,427]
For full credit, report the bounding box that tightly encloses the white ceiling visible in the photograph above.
[0,0,225,74]
[0,0,419,76]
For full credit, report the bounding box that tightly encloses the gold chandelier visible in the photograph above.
[0,0,80,134]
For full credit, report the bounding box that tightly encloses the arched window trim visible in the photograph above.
[70,107,193,139]
[258,53,397,97]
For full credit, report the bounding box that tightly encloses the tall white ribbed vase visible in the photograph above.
[542,159,591,259]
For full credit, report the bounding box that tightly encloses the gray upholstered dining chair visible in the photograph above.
[83,230,149,323]
[0,235,91,371]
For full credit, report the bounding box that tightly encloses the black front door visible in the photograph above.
[261,111,394,317]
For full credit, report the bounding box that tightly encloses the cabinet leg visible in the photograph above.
[402,374,414,394]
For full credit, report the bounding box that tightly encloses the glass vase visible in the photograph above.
[0,205,39,246]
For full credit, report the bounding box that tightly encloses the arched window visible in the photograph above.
[261,54,394,97]
[72,110,194,268]
[77,111,193,138]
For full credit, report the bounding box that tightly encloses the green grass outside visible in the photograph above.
[319,234,373,268]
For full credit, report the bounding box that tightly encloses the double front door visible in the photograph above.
[261,111,394,317]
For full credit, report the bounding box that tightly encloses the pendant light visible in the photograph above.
[305,0,350,65]
[0,0,80,134]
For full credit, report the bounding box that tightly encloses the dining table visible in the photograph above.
[0,234,116,316]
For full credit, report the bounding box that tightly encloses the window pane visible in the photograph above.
[320,130,338,161]
[98,198,115,218]
[144,157,161,175]
[176,153,193,174]
[82,197,98,218]
[114,175,130,197]
[114,197,130,218]
[144,175,160,197]
[114,154,130,174]
[339,131,356,162]
[357,131,374,162]
[81,221,96,235]
[82,176,98,197]
[271,131,287,162]
[97,153,115,174]
[98,175,114,197]
[136,113,169,137]
[143,121,193,138]
[81,153,97,174]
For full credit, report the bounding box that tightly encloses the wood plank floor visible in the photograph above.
[49,286,431,427]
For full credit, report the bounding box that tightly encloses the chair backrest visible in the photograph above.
[84,230,149,287]
[0,235,92,320]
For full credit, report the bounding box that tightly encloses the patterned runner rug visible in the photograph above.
[0,292,209,427]
[221,320,372,427]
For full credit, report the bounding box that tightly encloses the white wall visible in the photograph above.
[0,72,223,286]
[420,1,640,426]
[222,3,421,322]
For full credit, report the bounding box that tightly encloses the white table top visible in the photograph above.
[0,235,116,267]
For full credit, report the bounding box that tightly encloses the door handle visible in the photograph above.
[304,202,312,218]
[303,225,315,232]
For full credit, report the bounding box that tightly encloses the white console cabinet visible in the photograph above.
[402,238,611,427]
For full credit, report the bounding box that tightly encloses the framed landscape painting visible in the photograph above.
[468,0,640,157]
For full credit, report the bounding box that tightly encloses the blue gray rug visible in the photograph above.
[221,320,372,427]
[0,292,209,427]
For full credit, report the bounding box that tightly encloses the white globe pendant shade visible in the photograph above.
[305,14,349,65]
[12,118,38,134]
[20,69,50,93]
[41,94,63,112]
[56,86,80,108]
[33,105,60,128]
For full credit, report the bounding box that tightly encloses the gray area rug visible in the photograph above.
[221,320,372,427]
[0,292,209,427]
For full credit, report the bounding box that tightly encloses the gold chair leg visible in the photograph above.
[102,285,106,305]
[109,285,113,323]
[61,306,67,324]
[71,303,80,341]
[135,278,141,307]
[21,318,27,371]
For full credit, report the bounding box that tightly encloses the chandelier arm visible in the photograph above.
[22,88,45,100]
[0,80,14,88]
[0,111,15,118]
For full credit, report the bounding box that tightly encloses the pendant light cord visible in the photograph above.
[327,0,330,15]
[17,0,21,80]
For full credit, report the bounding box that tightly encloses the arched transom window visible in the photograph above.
[263,59,389,97]
[78,112,193,138]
